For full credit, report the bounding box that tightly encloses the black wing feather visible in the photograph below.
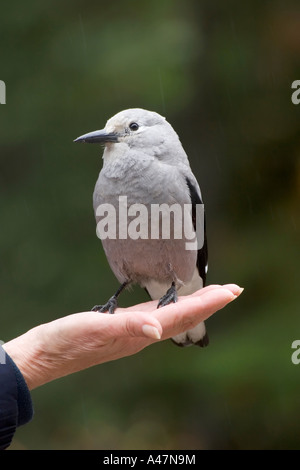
[185,177,208,286]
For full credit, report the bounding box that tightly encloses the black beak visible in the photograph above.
[73,129,118,144]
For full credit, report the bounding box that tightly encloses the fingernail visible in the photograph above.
[230,287,244,300]
[142,324,161,340]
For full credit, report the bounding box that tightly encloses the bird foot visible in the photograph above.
[157,283,178,308]
[91,296,118,314]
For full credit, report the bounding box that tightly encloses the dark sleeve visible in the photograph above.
[0,344,34,450]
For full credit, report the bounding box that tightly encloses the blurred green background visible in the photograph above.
[1,0,299,450]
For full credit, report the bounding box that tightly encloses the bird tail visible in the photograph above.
[144,278,209,348]
[171,321,209,348]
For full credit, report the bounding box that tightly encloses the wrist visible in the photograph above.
[3,325,52,390]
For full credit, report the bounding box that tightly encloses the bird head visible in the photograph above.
[74,108,183,154]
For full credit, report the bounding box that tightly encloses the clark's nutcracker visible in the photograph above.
[74,109,208,347]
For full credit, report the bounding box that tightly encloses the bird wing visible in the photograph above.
[170,176,209,347]
[185,176,208,287]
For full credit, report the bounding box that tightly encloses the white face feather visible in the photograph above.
[103,108,189,167]
[105,109,166,144]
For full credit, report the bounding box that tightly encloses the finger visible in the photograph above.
[217,284,244,296]
[187,283,243,298]
[119,284,243,313]
[154,287,241,339]
[116,300,157,313]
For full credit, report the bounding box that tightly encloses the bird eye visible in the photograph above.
[129,122,139,131]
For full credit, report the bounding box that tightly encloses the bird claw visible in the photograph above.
[91,296,118,314]
[157,283,178,308]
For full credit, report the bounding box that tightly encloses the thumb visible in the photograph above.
[116,312,163,340]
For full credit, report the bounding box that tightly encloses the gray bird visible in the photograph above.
[74,108,208,347]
